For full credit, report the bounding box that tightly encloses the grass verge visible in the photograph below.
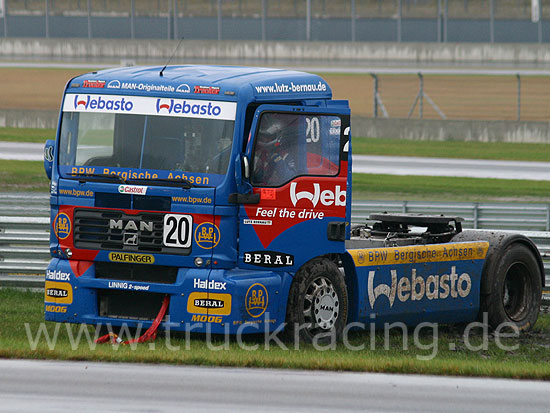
[354,137,550,162]
[0,127,55,143]
[0,160,50,192]
[352,173,550,202]
[2,289,549,379]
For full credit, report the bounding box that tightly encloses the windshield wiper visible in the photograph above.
[129,176,196,189]
[69,173,201,189]
[69,172,128,184]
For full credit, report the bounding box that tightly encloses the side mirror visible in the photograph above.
[44,140,55,180]
[234,153,251,187]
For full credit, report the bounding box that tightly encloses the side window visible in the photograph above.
[251,112,341,187]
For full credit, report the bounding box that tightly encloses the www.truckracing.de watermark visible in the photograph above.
[24,312,522,360]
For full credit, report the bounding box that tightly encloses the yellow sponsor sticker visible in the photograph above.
[191,314,223,323]
[349,241,489,267]
[108,252,155,264]
[187,292,232,316]
[45,304,68,313]
[44,281,73,305]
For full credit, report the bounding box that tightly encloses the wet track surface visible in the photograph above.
[1,359,550,413]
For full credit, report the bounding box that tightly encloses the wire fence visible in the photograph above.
[363,70,550,121]
[0,0,546,42]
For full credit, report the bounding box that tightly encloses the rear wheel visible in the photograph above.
[286,258,348,343]
[481,244,542,332]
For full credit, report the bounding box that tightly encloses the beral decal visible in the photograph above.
[243,251,294,268]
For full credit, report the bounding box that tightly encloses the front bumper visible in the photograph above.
[44,258,293,334]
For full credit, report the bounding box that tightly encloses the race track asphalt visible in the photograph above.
[1,359,549,413]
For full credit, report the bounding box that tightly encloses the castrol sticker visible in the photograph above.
[118,185,148,195]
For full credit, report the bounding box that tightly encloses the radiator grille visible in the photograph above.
[73,208,190,255]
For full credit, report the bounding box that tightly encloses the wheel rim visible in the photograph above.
[303,276,340,333]
[502,261,531,322]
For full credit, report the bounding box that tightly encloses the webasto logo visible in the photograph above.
[73,95,133,111]
[156,98,222,116]
[290,182,346,208]
[367,266,472,309]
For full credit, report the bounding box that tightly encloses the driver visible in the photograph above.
[253,120,297,186]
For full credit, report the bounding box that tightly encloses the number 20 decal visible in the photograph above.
[305,117,320,143]
[163,214,193,248]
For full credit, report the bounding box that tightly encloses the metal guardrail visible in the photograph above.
[352,200,550,231]
[0,192,50,217]
[1,194,550,289]
[0,216,50,274]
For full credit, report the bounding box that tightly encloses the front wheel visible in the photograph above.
[481,243,542,332]
[285,258,348,343]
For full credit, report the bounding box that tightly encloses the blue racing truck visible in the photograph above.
[43,65,543,342]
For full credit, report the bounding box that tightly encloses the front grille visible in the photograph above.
[73,208,190,255]
[95,262,178,284]
[98,289,167,321]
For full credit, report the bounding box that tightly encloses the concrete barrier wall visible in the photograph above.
[4,38,550,65]
[0,109,58,130]
[3,109,550,144]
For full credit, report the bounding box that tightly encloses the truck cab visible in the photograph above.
[44,65,352,337]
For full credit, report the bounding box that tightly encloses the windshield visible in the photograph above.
[58,94,236,185]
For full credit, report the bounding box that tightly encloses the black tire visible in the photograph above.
[481,243,542,332]
[285,257,348,343]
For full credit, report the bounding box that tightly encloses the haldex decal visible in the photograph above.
[193,279,227,290]
[46,270,70,281]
